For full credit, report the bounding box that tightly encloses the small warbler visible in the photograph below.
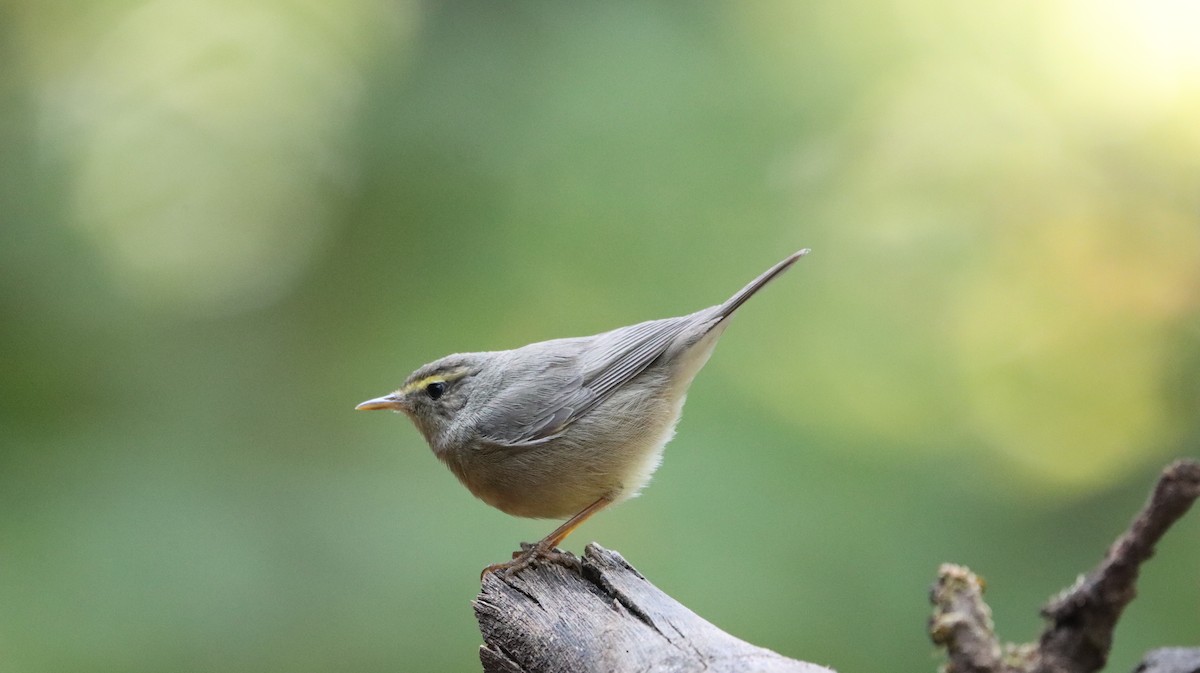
[357,249,809,575]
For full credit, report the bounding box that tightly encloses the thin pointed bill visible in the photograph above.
[355,394,404,411]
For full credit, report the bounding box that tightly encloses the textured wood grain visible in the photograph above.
[474,543,835,673]
[1131,648,1200,673]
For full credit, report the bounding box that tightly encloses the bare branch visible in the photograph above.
[929,564,1004,673]
[930,459,1200,673]
[1033,459,1200,673]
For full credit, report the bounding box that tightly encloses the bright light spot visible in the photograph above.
[1056,0,1200,111]
[43,0,415,315]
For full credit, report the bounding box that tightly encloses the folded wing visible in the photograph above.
[478,314,702,446]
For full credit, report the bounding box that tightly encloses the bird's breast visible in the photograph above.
[442,336,721,519]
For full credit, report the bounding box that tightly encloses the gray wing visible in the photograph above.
[474,250,808,447]
[477,313,710,446]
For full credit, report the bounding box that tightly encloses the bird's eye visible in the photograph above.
[425,381,446,400]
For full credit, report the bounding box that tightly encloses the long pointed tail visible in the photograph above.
[716,248,809,319]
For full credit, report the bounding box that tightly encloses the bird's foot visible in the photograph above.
[480,541,580,579]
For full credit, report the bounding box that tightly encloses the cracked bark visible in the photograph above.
[474,543,834,673]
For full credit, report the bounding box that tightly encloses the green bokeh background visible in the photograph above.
[2,2,1198,672]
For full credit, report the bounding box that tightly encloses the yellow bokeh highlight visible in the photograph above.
[732,0,1200,494]
[33,0,417,314]
[954,216,1199,489]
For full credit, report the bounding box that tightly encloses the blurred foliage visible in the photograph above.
[1,1,1198,672]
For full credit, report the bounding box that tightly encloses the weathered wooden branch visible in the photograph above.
[930,564,1018,673]
[474,543,835,673]
[468,459,1196,673]
[1131,648,1200,673]
[929,458,1200,673]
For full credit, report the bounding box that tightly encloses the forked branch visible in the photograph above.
[929,459,1200,673]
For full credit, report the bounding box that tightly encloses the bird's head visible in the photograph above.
[356,353,486,451]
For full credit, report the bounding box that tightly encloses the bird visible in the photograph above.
[356,249,809,575]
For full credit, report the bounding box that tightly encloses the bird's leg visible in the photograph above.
[482,495,613,578]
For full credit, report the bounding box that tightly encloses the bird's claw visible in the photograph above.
[481,542,580,580]
[511,541,537,559]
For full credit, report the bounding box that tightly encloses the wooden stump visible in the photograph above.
[475,543,834,673]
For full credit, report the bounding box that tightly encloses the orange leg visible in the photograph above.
[482,495,613,579]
